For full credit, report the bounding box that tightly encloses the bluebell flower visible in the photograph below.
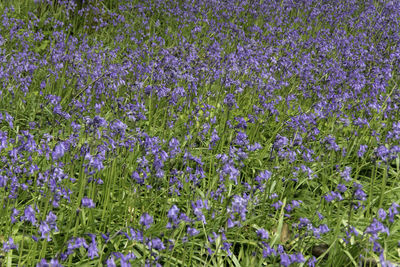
[21,205,36,225]
[223,93,238,109]
[313,224,330,238]
[388,202,399,223]
[106,256,116,267]
[337,183,347,192]
[148,238,165,251]
[280,253,291,267]
[262,243,276,258]
[358,144,368,158]
[256,228,269,240]
[271,200,283,210]
[378,208,387,220]
[290,252,305,263]
[11,208,19,224]
[273,134,289,149]
[81,197,96,208]
[39,221,51,241]
[2,237,17,252]
[353,182,366,201]
[340,166,352,182]
[187,226,200,236]
[167,205,179,221]
[52,141,67,161]
[365,218,389,239]
[87,234,98,260]
[222,242,232,256]
[36,258,62,267]
[308,256,317,267]
[140,213,153,229]
[255,169,271,183]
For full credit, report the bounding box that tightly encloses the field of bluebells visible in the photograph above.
[1,0,400,266]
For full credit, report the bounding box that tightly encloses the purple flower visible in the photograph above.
[21,205,36,225]
[378,208,387,220]
[270,193,278,199]
[222,242,232,256]
[93,116,107,128]
[380,253,396,267]
[5,112,14,129]
[71,121,81,132]
[344,226,359,244]
[324,191,343,202]
[187,226,200,236]
[113,252,136,267]
[365,218,390,239]
[229,195,248,221]
[2,237,17,252]
[81,197,96,208]
[375,145,389,162]
[256,228,269,240]
[0,131,8,151]
[280,253,291,267]
[235,117,247,129]
[373,241,383,253]
[106,256,116,267]
[45,212,57,228]
[110,119,127,132]
[148,238,165,251]
[297,217,311,229]
[388,202,399,223]
[308,256,317,267]
[235,131,249,146]
[37,259,49,267]
[223,93,238,109]
[262,243,276,258]
[358,145,368,158]
[273,134,289,149]
[227,217,236,228]
[290,252,305,263]
[169,138,181,158]
[67,237,88,255]
[140,213,153,229]
[131,171,145,184]
[87,234,98,260]
[167,205,179,221]
[247,142,262,151]
[36,258,62,267]
[271,200,283,210]
[353,182,366,201]
[337,183,347,192]
[323,135,340,151]
[191,199,207,224]
[11,208,19,224]
[209,128,220,149]
[313,224,330,238]
[39,221,51,241]
[101,233,110,243]
[255,169,272,183]
[340,167,352,182]
[52,142,67,161]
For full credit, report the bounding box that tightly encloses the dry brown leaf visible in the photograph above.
[280,223,291,244]
[272,222,291,244]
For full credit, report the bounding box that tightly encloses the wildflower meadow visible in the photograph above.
[0,0,400,266]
